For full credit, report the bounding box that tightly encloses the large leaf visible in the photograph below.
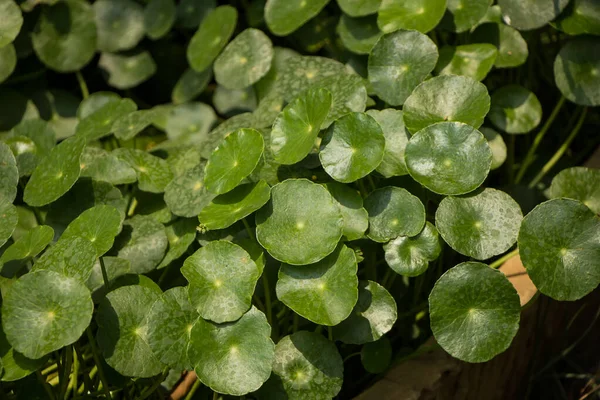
[435,43,497,81]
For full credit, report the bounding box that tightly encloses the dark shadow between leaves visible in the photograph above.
[334,280,375,342]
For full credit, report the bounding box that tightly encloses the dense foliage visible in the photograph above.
[0,0,599,398]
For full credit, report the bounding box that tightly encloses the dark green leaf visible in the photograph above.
[361,337,391,374]
[76,99,138,141]
[32,236,97,282]
[443,0,491,32]
[0,325,47,382]
[337,0,381,17]
[0,43,16,84]
[114,148,174,193]
[144,0,176,40]
[471,23,528,68]
[325,182,368,241]
[117,215,168,274]
[552,0,600,36]
[489,85,542,134]
[176,0,215,29]
[337,15,382,55]
[265,0,329,36]
[80,147,138,185]
[157,218,197,269]
[0,142,18,203]
[498,0,569,31]
[383,222,441,276]
[93,0,144,52]
[554,37,600,107]
[549,167,600,214]
[0,225,53,266]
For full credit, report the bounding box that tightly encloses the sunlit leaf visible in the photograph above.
[548,167,600,214]
[377,0,446,33]
[265,0,330,36]
[60,205,122,257]
[32,236,97,282]
[0,225,53,266]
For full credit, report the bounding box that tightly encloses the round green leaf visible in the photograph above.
[77,92,121,119]
[112,110,157,141]
[214,28,273,90]
[1,270,93,359]
[23,136,85,207]
[498,0,569,31]
[256,179,343,265]
[273,331,343,399]
[0,0,22,48]
[31,0,97,73]
[368,29,438,106]
[325,182,368,241]
[199,181,271,230]
[146,286,199,370]
[96,285,164,377]
[99,51,157,90]
[334,280,397,344]
[265,0,329,36]
[277,244,358,326]
[405,122,492,195]
[552,0,600,36]
[518,199,600,301]
[443,0,491,32]
[144,0,176,40]
[337,0,381,17]
[157,218,198,269]
[403,75,490,134]
[183,241,260,323]
[60,205,122,257]
[0,200,18,248]
[0,225,53,266]
[172,68,212,104]
[377,0,446,33]
[471,23,528,68]
[337,15,382,55]
[436,188,522,260]
[187,6,237,73]
[549,167,600,214]
[489,85,542,134]
[80,147,137,185]
[435,43,497,81]
[116,215,168,274]
[383,222,441,277]
[76,99,138,141]
[0,43,16,84]
[366,109,411,177]
[270,88,332,165]
[320,112,385,183]
[481,127,506,170]
[361,337,392,374]
[0,142,18,203]
[32,236,97,282]
[188,306,274,396]
[94,0,144,52]
[554,38,600,107]
[204,128,264,194]
[176,0,215,29]
[364,186,426,243]
[114,148,174,193]
[429,262,520,362]
[0,324,47,382]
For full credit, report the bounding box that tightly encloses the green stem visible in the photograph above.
[75,71,89,100]
[489,248,519,269]
[85,328,112,399]
[211,389,219,400]
[343,352,361,363]
[515,95,566,184]
[262,273,276,340]
[366,175,377,192]
[59,346,73,399]
[99,257,110,292]
[242,218,255,240]
[184,378,201,400]
[357,180,368,198]
[136,371,167,400]
[68,346,79,399]
[528,107,588,188]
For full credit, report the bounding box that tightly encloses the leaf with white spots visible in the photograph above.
[0,323,48,382]
[0,225,54,266]
[164,103,217,146]
[113,148,174,193]
[182,241,260,323]
[112,109,157,141]
[383,222,441,277]
[76,99,138,142]
[31,236,97,283]
[116,215,168,274]
[213,86,257,116]
[164,162,215,217]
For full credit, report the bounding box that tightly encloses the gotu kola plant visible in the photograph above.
[0,0,599,398]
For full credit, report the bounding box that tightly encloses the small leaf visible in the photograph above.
[99,51,157,90]
[182,240,260,323]
[76,99,138,141]
[31,0,97,72]
[186,5,237,73]
[32,236,97,283]
[481,127,506,170]
[1,270,93,359]
[80,147,137,185]
[498,0,569,31]
[405,122,492,195]
[214,28,273,90]
[549,167,600,214]
[442,0,491,32]
[93,0,144,52]
[471,23,528,68]
[256,179,343,265]
[157,218,198,269]
[325,182,368,241]
[334,280,397,344]
[96,284,164,377]
[204,128,264,194]
[489,85,542,134]
[518,198,600,301]
[60,205,122,257]
[165,102,217,145]
[213,86,257,116]
[199,181,271,230]
[0,43,16,84]
[364,186,426,243]
[368,29,438,106]
[273,331,343,399]
[164,163,215,217]
[188,306,274,396]
[144,0,176,40]
[0,225,53,266]
[265,0,329,36]
[114,148,174,193]
[23,136,86,207]
[435,188,523,260]
[435,43,497,81]
[0,0,22,48]
[172,68,213,104]
[554,37,600,107]
[146,286,199,370]
[0,142,18,203]
[337,0,382,17]
[367,109,411,177]
[117,215,168,274]
[112,109,157,141]
[361,337,392,374]
[277,244,358,326]
[337,15,382,55]
[383,222,441,277]
[377,0,446,33]
[271,88,332,165]
[320,112,385,183]
[403,75,490,134]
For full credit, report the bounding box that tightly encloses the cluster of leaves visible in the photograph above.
[1,0,600,399]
